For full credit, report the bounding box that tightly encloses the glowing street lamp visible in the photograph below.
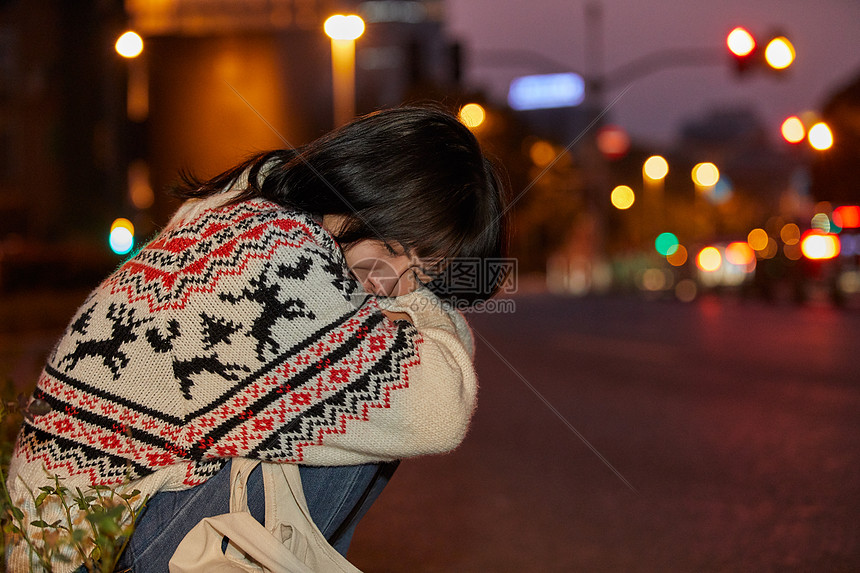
[324,14,365,127]
[115,31,143,58]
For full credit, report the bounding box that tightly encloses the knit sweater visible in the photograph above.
[6,197,477,572]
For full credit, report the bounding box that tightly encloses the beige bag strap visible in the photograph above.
[169,459,363,573]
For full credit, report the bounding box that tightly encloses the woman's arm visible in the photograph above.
[180,219,478,467]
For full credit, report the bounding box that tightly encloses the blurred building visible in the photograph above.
[0,0,463,287]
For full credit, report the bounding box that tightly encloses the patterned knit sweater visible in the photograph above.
[6,197,477,572]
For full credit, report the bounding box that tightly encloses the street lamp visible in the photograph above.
[115,31,143,59]
[324,14,365,127]
[642,155,668,232]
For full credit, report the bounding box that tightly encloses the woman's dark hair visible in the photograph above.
[174,105,508,304]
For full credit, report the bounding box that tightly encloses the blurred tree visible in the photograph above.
[810,71,860,205]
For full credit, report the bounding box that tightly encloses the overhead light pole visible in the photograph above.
[324,14,365,127]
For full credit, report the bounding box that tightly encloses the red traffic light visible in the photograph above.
[727,27,756,57]
[726,27,757,74]
[726,27,795,76]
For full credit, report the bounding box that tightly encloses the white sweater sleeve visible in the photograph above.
[297,287,478,465]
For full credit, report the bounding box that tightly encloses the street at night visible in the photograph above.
[347,292,860,572]
[2,1,860,571]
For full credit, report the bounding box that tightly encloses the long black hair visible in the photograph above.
[174,105,508,304]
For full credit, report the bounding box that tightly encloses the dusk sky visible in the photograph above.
[445,0,860,146]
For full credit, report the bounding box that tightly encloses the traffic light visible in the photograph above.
[109,218,135,255]
[726,27,795,76]
[764,36,795,70]
[727,27,757,74]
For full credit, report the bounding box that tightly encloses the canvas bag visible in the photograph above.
[169,458,363,573]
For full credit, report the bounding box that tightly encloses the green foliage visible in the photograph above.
[0,380,147,572]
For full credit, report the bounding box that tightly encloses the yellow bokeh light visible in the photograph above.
[780,223,800,245]
[780,116,805,144]
[808,122,833,150]
[692,162,719,187]
[643,155,669,180]
[115,31,144,58]
[667,244,688,267]
[747,228,769,251]
[697,246,722,272]
[764,36,795,70]
[529,140,556,167]
[726,27,756,57]
[610,185,635,210]
[324,14,365,41]
[458,103,486,129]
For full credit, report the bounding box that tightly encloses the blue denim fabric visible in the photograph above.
[106,460,397,573]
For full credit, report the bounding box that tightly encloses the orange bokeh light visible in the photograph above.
[725,241,755,266]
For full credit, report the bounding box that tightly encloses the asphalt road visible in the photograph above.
[2,290,858,571]
[348,293,860,572]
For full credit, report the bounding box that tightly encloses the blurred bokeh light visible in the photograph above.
[458,103,486,128]
[808,122,833,150]
[109,218,135,255]
[610,185,635,210]
[764,36,795,70]
[643,155,669,180]
[801,231,840,260]
[324,14,365,40]
[115,31,144,58]
[726,27,756,57]
[780,116,805,143]
[780,223,800,245]
[697,246,722,272]
[692,162,720,187]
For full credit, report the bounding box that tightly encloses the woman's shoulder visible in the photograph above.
[234,199,339,254]
[165,197,336,254]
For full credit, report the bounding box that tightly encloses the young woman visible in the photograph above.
[6,105,507,572]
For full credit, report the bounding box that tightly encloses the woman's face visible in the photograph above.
[342,239,429,296]
[323,215,438,296]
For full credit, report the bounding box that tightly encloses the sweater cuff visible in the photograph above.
[377,288,475,359]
